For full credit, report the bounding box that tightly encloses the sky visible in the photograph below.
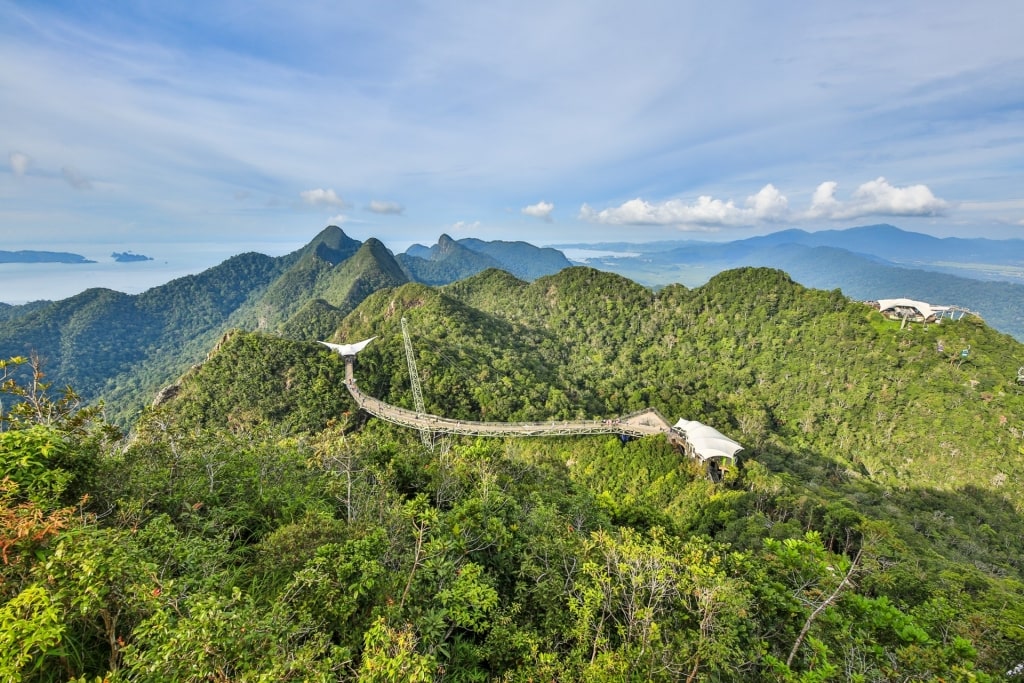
[3,0,1024,257]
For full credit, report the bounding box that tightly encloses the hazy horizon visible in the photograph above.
[5,221,1024,306]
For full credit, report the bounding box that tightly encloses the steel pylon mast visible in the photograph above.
[401,317,433,450]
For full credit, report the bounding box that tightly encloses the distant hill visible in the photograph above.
[399,234,572,284]
[742,244,1024,338]
[397,234,503,285]
[0,300,52,323]
[0,226,398,422]
[0,249,94,264]
[0,226,571,423]
[556,224,1024,270]
[0,251,287,423]
[456,237,574,280]
[559,224,1024,340]
[111,251,153,262]
[10,257,1024,678]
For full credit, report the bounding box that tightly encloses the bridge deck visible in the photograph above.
[336,355,724,459]
[346,378,680,440]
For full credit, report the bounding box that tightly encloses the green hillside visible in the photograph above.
[397,234,504,285]
[4,262,1024,681]
[0,252,287,423]
[0,228,574,425]
[0,228,407,424]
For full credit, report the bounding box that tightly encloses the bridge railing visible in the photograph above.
[341,360,727,461]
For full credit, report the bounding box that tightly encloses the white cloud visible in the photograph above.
[806,181,840,219]
[849,177,948,216]
[0,4,1014,245]
[804,177,948,220]
[582,179,949,230]
[61,166,92,190]
[579,184,788,228]
[367,199,404,215]
[300,188,346,208]
[327,213,349,225]
[522,200,554,221]
[9,151,30,176]
[451,220,481,232]
[746,184,789,220]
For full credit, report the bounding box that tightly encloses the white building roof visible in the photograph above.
[876,298,938,319]
[672,419,744,461]
[319,337,376,356]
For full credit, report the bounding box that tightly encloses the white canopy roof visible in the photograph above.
[876,298,938,319]
[319,337,376,356]
[672,419,744,461]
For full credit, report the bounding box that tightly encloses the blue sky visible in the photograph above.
[3,0,1024,254]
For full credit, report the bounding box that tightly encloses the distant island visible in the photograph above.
[111,251,154,263]
[0,249,95,264]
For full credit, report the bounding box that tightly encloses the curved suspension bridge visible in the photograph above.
[320,331,742,465]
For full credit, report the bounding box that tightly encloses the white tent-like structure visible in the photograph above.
[672,419,744,462]
[319,337,376,357]
[876,298,943,321]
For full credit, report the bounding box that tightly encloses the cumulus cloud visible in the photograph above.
[61,166,92,190]
[805,177,948,219]
[367,199,404,215]
[806,181,841,219]
[581,179,948,230]
[300,188,347,208]
[522,200,554,222]
[451,220,481,232]
[327,213,349,225]
[580,184,788,228]
[746,184,789,220]
[9,151,30,176]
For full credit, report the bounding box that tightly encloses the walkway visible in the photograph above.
[330,344,736,462]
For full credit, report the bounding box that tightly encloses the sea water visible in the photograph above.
[0,240,306,306]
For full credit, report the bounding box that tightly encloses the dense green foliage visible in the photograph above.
[399,235,572,284]
[3,264,1024,680]
[455,238,573,281]
[746,244,1024,343]
[0,228,572,427]
[0,252,288,425]
[397,235,505,286]
[570,227,1024,341]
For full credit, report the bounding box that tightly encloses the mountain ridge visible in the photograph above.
[6,240,1024,679]
[0,227,574,422]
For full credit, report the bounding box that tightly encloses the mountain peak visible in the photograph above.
[302,225,362,266]
[436,234,458,254]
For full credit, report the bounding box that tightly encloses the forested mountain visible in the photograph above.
[0,228,574,424]
[743,224,1024,265]
[743,244,1024,340]
[4,264,1024,680]
[557,224,1024,268]
[0,300,53,324]
[0,251,288,423]
[398,234,506,285]
[455,237,574,280]
[399,234,572,284]
[562,225,1024,341]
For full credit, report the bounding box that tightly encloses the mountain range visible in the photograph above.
[0,227,571,423]
[4,225,1024,679]
[559,224,1024,340]
[5,222,1024,424]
